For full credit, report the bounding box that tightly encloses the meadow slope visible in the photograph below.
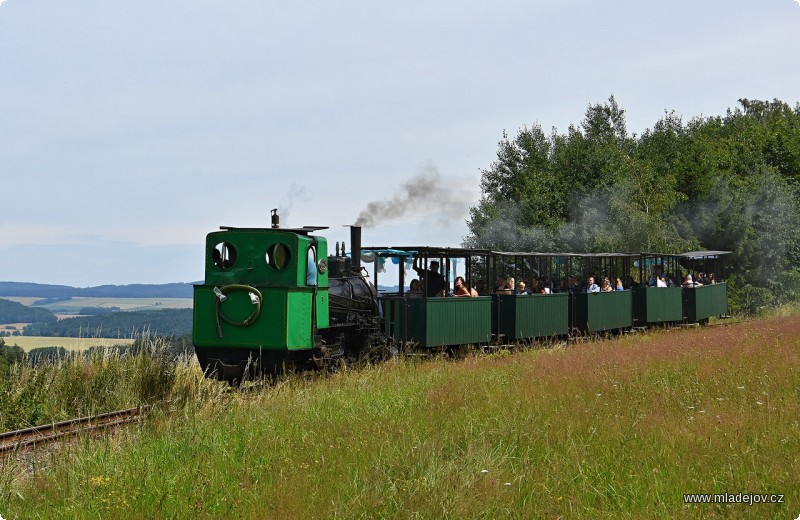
[3,314,799,518]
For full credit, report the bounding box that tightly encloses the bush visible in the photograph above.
[736,284,774,317]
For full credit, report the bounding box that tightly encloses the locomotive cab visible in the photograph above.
[193,224,329,381]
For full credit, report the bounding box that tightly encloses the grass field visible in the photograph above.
[3,335,135,351]
[2,313,799,518]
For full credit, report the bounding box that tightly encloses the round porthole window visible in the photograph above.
[266,243,291,270]
[213,242,237,269]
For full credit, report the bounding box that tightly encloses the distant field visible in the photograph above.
[2,296,41,306]
[2,296,193,314]
[4,336,136,352]
[1,322,28,330]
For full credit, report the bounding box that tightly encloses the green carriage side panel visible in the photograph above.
[633,287,683,324]
[381,296,492,347]
[572,291,633,333]
[683,282,728,322]
[495,294,569,339]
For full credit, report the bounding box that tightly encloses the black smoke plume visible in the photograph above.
[354,164,466,227]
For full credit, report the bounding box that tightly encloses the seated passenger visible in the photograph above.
[504,277,516,294]
[409,279,422,294]
[453,276,471,297]
[474,279,486,295]
[585,276,600,293]
[615,278,624,291]
[657,274,668,287]
[600,276,613,292]
[515,281,529,295]
[648,266,663,287]
[568,276,579,293]
[413,257,446,297]
[466,281,479,297]
[681,274,702,288]
[494,275,509,293]
[708,272,716,284]
[542,276,552,294]
[698,271,711,285]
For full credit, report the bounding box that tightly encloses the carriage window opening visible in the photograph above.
[266,243,291,270]
[307,246,318,286]
[213,242,237,270]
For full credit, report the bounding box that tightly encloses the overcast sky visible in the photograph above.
[1,0,798,286]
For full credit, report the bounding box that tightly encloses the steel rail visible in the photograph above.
[0,406,146,455]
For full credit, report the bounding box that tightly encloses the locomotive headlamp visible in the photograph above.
[317,258,328,274]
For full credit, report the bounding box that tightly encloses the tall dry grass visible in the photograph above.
[0,336,225,431]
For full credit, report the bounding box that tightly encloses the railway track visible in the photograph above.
[0,406,146,456]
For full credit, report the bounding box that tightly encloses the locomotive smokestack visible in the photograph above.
[271,209,279,229]
[350,226,361,273]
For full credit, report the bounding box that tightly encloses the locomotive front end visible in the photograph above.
[192,225,328,381]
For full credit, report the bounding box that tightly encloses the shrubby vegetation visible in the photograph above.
[78,306,120,316]
[0,338,25,379]
[23,308,192,338]
[0,336,222,431]
[466,97,800,314]
[0,298,57,325]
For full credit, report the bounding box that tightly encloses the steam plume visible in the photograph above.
[354,164,467,227]
[277,183,309,221]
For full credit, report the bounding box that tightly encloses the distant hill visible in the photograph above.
[0,299,58,325]
[0,282,198,300]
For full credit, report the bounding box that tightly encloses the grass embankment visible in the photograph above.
[3,316,800,518]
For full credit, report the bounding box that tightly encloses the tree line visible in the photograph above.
[23,309,193,338]
[0,299,58,325]
[464,97,800,314]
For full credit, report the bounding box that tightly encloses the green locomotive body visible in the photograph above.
[193,224,330,380]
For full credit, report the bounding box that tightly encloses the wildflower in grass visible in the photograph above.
[756,401,763,405]
[90,476,110,486]
[481,469,489,474]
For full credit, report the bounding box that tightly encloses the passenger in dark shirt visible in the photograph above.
[413,258,446,297]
